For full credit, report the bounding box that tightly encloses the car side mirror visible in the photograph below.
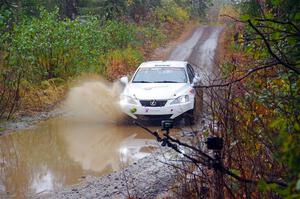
[120,76,129,85]
[192,73,201,87]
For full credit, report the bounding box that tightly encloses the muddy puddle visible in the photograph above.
[0,117,170,198]
[0,79,173,198]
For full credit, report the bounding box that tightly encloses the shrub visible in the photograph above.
[154,0,189,24]
[0,8,143,118]
[2,9,142,83]
[4,9,103,81]
[104,47,143,80]
[137,25,167,48]
[100,20,139,50]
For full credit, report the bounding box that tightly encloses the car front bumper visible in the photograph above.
[119,99,194,119]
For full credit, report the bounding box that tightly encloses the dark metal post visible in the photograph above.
[206,137,224,199]
[213,150,224,199]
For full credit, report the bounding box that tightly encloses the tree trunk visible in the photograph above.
[60,0,78,20]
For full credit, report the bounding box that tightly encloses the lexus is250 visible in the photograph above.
[119,61,202,124]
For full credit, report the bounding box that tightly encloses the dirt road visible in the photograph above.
[170,25,224,80]
[43,25,224,199]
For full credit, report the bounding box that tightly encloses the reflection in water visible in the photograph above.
[0,118,157,198]
[60,120,158,173]
[31,169,54,194]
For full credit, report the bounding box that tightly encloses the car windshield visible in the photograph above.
[132,67,187,83]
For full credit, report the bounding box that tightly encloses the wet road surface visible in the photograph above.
[170,25,224,81]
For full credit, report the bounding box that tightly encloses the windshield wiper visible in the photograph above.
[132,80,152,83]
[153,81,180,83]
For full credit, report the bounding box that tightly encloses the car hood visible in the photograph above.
[123,83,190,100]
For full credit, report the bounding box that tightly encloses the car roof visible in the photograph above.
[139,61,187,68]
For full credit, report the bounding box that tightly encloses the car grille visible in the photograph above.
[137,114,173,120]
[140,100,167,107]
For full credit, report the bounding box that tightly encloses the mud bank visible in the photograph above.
[0,109,64,136]
[41,148,178,199]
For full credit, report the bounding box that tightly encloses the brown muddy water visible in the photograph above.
[0,118,162,198]
[0,79,168,198]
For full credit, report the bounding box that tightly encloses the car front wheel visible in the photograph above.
[184,109,195,125]
[184,94,202,126]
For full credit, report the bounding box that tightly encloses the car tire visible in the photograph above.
[184,90,203,126]
[184,109,195,126]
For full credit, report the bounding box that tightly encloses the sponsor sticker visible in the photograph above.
[130,108,137,113]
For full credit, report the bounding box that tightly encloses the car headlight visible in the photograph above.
[121,95,138,105]
[170,95,189,105]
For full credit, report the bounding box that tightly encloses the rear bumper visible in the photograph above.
[119,100,194,119]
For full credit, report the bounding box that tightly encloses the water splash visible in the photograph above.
[64,78,124,123]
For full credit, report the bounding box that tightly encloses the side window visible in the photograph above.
[186,65,194,83]
[186,68,193,83]
[187,64,195,76]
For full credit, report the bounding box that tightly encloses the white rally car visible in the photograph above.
[119,61,202,124]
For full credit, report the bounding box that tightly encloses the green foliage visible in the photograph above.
[223,0,300,197]
[103,46,143,80]
[0,5,12,33]
[137,25,167,46]
[0,0,194,84]
[269,73,300,198]
[154,0,189,23]
[78,0,208,22]
[240,0,263,17]
[127,0,161,22]
[78,0,136,18]
[5,9,97,80]
[92,0,128,20]
[0,7,146,118]
[1,8,141,82]
[244,68,300,197]
[185,0,212,18]
[101,20,138,49]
